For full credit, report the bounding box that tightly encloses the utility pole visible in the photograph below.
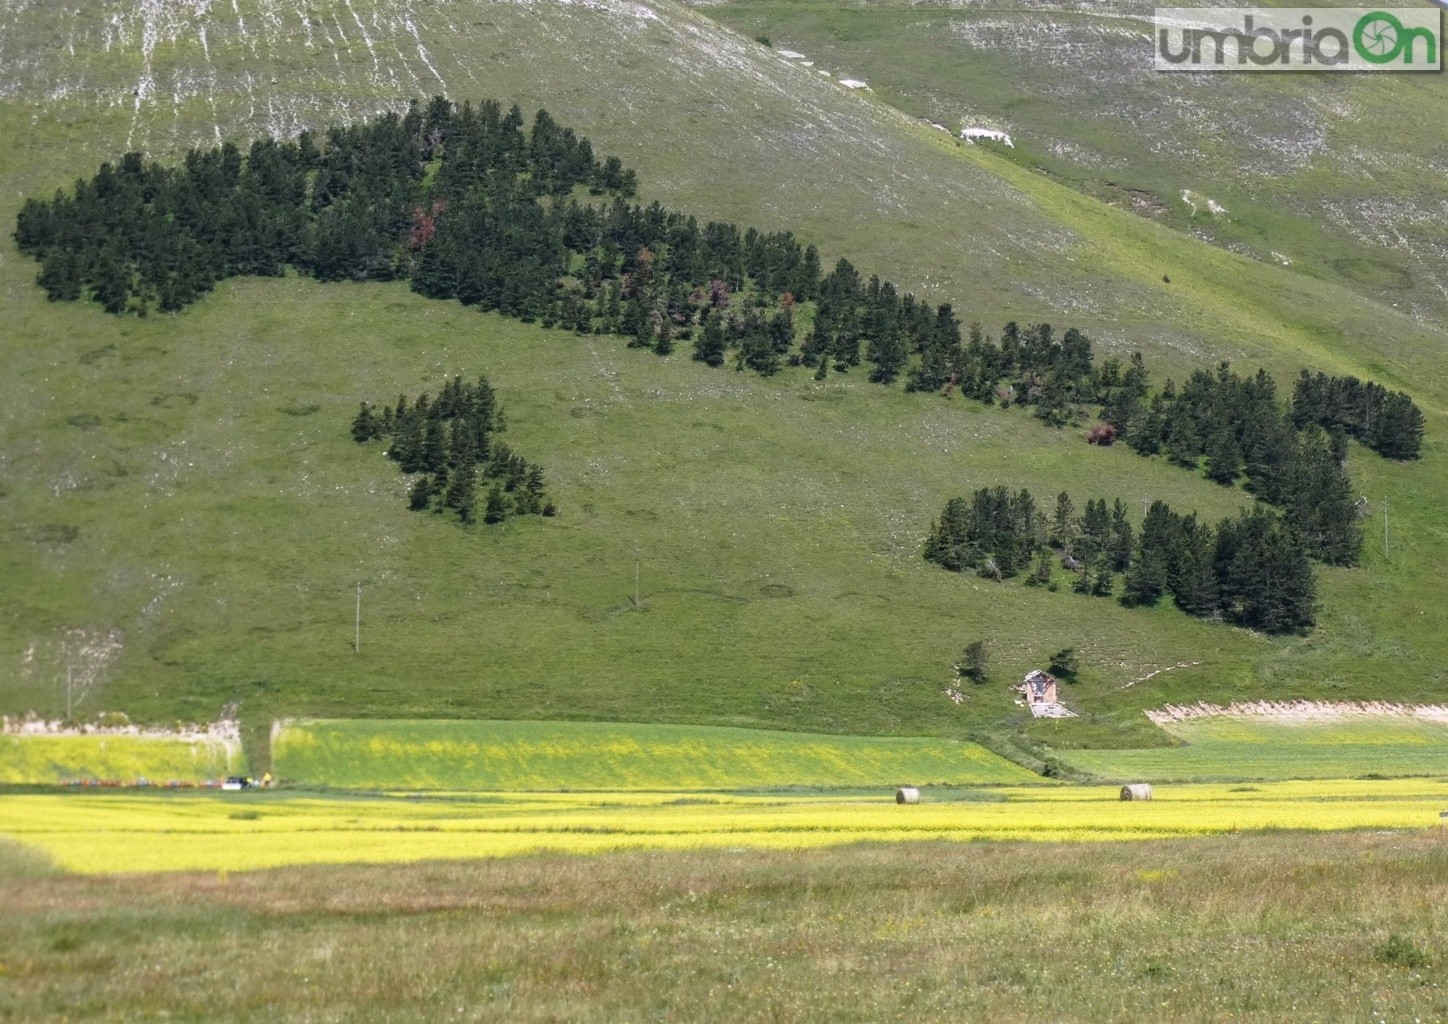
[633,543,641,609]
[355,582,362,654]
[1383,500,1390,559]
[64,656,73,722]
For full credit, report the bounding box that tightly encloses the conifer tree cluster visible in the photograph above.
[13,98,624,316]
[1291,371,1424,461]
[352,375,554,525]
[924,487,1316,634]
[13,96,1420,565]
[1109,361,1363,565]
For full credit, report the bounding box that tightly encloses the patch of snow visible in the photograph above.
[776,49,806,59]
[838,78,869,90]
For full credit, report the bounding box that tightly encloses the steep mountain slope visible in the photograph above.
[700,0,1448,326]
[0,0,1443,741]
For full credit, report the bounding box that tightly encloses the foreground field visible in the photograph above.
[3,779,1446,874]
[271,719,1036,790]
[2,833,1443,1023]
[1054,714,1448,782]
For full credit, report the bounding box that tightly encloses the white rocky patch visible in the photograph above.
[1180,189,1226,216]
[1147,700,1448,726]
[962,127,1012,147]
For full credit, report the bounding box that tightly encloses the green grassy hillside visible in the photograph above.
[700,0,1448,325]
[0,0,1444,744]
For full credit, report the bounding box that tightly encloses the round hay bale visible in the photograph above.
[896,786,920,805]
[1120,783,1153,801]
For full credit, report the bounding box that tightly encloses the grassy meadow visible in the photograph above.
[3,778,1445,874]
[1,831,1444,1022]
[0,733,240,784]
[1055,714,1448,782]
[271,719,1036,790]
[0,0,1444,745]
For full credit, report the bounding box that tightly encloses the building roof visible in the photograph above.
[1021,670,1058,697]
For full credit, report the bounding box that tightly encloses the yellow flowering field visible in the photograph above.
[0,733,242,784]
[3,778,1446,875]
[271,718,1038,789]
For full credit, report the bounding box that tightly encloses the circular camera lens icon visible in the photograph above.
[1354,11,1409,63]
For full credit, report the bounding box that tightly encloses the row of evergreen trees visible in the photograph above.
[1097,361,1364,565]
[13,98,624,316]
[351,375,554,524]
[1290,370,1424,460]
[924,487,1316,633]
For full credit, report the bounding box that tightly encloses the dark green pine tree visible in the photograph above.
[959,640,989,684]
[1371,392,1425,460]
[1163,411,1202,469]
[1282,428,1362,566]
[448,419,476,470]
[408,475,432,511]
[483,482,509,525]
[422,418,448,474]
[866,328,908,384]
[443,462,477,523]
[694,313,726,367]
[1090,558,1115,597]
[1123,547,1166,606]
[37,248,83,301]
[1051,492,1077,552]
[1125,391,1169,456]
[92,244,132,314]
[1217,509,1316,633]
[1256,520,1316,632]
[654,315,673,356]
[906,341,951,393]
[1122,500,1175,606]
[1168,514,1219,617]
[351,402,378,442]
[1048,647,1079,680]
[630,307,655,349]
[1205,424,1242,485]
[1077,498,1110,562]
[1109,500,1134,572]
[923,497,971,573]
[392,414,425,474]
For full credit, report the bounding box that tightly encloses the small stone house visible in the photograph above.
[1019,669,1059,706]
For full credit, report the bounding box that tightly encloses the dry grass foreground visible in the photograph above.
[1,832,1444,1022]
